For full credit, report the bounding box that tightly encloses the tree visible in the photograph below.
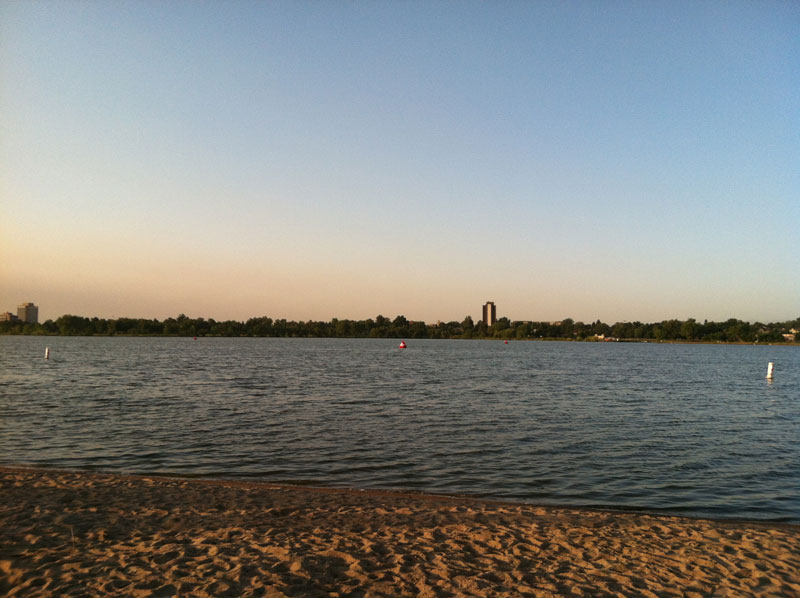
[246,317,273,336]
[163,317,179,335]
[657,319,681,340]
[391,315,410,338]
[681,318,698,341]
[514,321,532,339]
[371,315,390,337]
[612,321,633,339]
[177,314,197,336]
[56,315,91,335]
[591,320,611,337]
[409,321,428,338]
[491,317,510,337]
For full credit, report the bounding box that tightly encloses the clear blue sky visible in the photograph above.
[2,1,798,324]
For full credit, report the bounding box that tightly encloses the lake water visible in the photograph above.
[1,336,798,522]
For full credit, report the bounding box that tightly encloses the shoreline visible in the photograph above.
[1,332,798,346]
[3,466,798,597]
[4,464,798,528]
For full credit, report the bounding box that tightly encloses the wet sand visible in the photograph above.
[2,466,798,597]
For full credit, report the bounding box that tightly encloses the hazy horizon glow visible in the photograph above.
[2,1,798,324]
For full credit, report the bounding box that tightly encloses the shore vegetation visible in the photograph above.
[1,314,798,343]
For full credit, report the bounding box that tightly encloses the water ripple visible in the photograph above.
[1,337,799,522]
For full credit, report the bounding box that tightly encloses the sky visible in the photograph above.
[1,1,798,325]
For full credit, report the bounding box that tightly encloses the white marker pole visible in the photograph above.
[766,362,774,379]
[45,347,50,360]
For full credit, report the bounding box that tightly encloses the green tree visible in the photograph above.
[611,322,633,339]
[661,319,682,340]
[163,317,179,335]
[409,321,428,338]
[246,316,273,336]
[514,321,532,339]
[491,317,510,338]
[176,314,197,336]
[369,315,389,337]
[680,318,698,341]
[56,315,92,335]
[460,315,474,338]
[591,320,611,337]
[391,315,410,337]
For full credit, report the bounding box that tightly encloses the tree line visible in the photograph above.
[1,313,798,343]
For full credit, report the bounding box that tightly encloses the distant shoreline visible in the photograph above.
[1,331,797,347]
[3,316,799,344]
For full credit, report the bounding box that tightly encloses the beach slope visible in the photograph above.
[1,467,798,597]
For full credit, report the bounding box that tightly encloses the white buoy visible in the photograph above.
[45,347,50,360]
[766,362,774,379]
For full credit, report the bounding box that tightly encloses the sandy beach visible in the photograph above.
[1,466,798,597]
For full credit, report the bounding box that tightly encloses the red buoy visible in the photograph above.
[399,341,407,349]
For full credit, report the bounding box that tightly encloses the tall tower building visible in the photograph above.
[482,301,496,326]
[17,302,38,324]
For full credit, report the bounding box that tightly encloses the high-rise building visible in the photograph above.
[482,301,496,326]
[17,302,38,324]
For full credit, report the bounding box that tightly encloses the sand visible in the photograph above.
[1,466,798,597]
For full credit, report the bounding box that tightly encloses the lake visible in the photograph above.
[1,336,798,522]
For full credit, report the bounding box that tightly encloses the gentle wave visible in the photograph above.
[1,336,798,522]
